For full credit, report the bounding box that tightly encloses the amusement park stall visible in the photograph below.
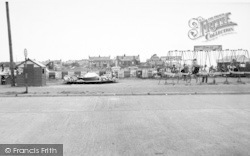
[217,55,250,72]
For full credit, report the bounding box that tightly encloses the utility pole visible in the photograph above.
[24,49,28,93]
[6,1,15,86]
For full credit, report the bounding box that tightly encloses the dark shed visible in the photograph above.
[16,59,46,86]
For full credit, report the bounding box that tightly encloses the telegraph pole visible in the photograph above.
[24,49,28,93]
[6,1,15,86]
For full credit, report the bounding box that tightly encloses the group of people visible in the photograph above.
[220,59,240,72]
[158,58,242,84]
[168,59,211,83]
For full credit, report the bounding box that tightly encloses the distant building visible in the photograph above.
[89,56,112,68]
[77,59,89,67]
[0,62,17,74]
[146,54,164,68]
[115,54,140,68]
[43,60,62,71]
[63,60,78,65]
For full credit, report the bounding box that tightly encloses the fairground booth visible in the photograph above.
[16,59,46,86]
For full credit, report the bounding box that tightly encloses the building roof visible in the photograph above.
[116,55,140,61]
[42,59,62,65]
[89,56,111,61]
[0,62,16,68]
[16,58,46,68]
[149,54,160,61]
[78,59,89,62]
[137,62,152,68]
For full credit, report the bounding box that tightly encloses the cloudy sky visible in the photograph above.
[0,0,250,62]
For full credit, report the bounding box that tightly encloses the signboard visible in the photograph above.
[188,12,237,41]
[194,45,222,51]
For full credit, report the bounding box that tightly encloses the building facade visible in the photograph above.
[89,56,112,68]
[115,55,140,68]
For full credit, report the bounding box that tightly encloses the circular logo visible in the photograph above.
[188,29,199,40]
[5,148,11,153]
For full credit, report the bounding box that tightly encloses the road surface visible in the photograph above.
[0,95,250,155]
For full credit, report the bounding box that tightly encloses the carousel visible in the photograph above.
[63,72,117,84]
[158,49,250,85]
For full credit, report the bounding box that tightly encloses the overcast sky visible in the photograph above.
[0,0,250,62]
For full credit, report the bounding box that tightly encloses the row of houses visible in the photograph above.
[2,52,250,73]
[42,54,183,71]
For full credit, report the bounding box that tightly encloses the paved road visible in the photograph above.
[0,95,250,156]
[1,79,250,96]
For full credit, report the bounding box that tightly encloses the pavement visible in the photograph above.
[0,95,250,155]
[1,78,250,97]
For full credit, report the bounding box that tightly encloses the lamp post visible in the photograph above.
[24,49,28,93]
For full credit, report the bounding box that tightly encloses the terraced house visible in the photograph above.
[89,56,112,68]
[115,55,140,68]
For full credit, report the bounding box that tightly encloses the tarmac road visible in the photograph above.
[1,78,250,96]
[0,95,250,156]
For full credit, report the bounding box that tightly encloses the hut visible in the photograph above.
[16,59,46,86]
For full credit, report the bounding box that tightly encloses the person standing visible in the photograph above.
[191,59,201,83]
[1,64,4,72]
[171,64,178,73]
[202,65,209,83]
[181,64,189,81]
